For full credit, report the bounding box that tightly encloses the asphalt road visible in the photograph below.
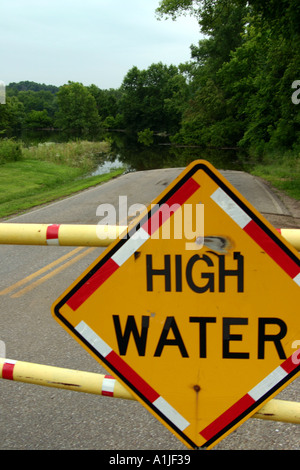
[0,167,299,451]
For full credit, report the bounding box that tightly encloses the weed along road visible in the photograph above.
[0,166,299,450]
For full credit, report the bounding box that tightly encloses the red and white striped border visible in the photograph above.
[1,359,16,380]
[197,186,300,443]
[75,320,190,432]
[199,350,300,442]
[101,375,116,397]
[46,224,60,245]
[58,168,300,446]
[211,188,300,285]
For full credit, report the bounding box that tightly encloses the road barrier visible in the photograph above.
[1,357,299,424]
[0,223,127,247]
[277,228,300,251]
[0,357,133,401]
[0,223,300,250]
[0,222,299,432]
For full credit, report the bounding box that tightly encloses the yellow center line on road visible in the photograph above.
[0,212,140,299]
[0,246,97,298]
[11,247,97,298]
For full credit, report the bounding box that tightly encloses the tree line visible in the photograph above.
[156,0,300,157]
[0,65,187,140]
[1,0,299,159]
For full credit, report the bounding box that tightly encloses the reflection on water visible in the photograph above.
[90,155,125,176]
[100,131,248,173]
[20,130,248,174]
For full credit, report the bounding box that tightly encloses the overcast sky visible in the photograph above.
[0,0,201,89]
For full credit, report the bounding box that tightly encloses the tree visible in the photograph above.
[119,63,188,133]
[55,82,100,136]
[16,90,57,123]
[0,96,25,136]
[157,0,300,154]
[88,84,122,125]
[25,110,53,130]
[171,1,249,147]
[7,81,58,94]
[6,82,59,130]
[156,0,300,30]
[156,0,197,20]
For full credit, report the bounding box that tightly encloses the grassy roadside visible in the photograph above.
[0,140,124,219]
[1,138,299,220]
[247,151,300,201]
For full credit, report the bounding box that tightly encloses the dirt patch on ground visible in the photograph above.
[256,178,300,229]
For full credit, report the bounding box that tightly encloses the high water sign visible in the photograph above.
[52,160,300,449]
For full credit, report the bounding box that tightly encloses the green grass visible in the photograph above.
[0,140,124,219]
[248,151,300,200]
[1,139,299,221]
[21,140,110,169]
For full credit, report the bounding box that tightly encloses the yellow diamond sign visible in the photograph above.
[52,160,300,449]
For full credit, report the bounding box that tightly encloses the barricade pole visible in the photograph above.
[0,224,300,250]
[254,399,300,424]
[1,357,299,424]
[277,228,300,251]
[0,357,134,400]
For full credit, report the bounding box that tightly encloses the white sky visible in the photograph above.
[0,0,201,89]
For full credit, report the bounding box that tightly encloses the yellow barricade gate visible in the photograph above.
[0,223,299,250]
[3,160,300,450]
[0,223,299,428]
[1,356,300,425]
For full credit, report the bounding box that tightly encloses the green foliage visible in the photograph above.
[88,85,122,124]
[249,149,300,199]
[0,139,122,217]
[22,140,110,170]
[102,113,124,129]
[7,81,59,94]
[0,96,25,136]
[25,110,52,130]
[3,0,300,165]
[0,138,22,164]
[158,0,300,159]
[119,62,188,133]
[137,128,154,146]
[6,82,58,131]
[156,0,195,20]
[0,156,123,218]
[55,81,100,136]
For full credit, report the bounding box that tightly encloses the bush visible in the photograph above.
[0,139,22,164]
[21,140,111,170]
